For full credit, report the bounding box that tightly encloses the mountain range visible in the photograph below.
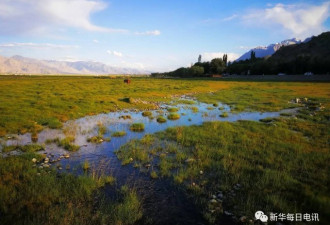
[236,37,312,61]
[0,55,149,75]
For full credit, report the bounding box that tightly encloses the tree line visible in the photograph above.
[151,54,229,77]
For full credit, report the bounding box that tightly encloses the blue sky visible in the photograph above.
[0,0,329,71]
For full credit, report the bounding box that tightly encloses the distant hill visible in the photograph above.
[236,38,307,61]
[270,32,330,61]
[228,32,330,75]
[0,55,149,75]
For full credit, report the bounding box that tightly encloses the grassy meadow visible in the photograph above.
[0,75,329,136]
[0,75,329,224]
[116,112,329,223]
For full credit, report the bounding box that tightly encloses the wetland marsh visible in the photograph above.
[0,76,329,225]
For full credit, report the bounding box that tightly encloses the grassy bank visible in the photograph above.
[0,153,142,225]
[0,75,329,136]
[115,106,329,224]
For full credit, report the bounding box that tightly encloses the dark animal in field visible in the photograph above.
[124,79,131,84]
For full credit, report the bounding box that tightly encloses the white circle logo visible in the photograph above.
[255,211,268,222]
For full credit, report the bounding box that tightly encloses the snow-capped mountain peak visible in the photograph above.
[236,37,304,61]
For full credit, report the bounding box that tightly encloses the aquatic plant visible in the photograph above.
[112,131,127,137]
[82,160,90,171]
[46,137,80,151]
[87,136,111,143]
[1,144,45,153]
[156,116,167,123]
[220,112,228,118]
[167,113,180,120]
[167,107,179,112]
[191,106,199,113]
[129,123,145,132]
[142,111,152,117]
[119,115,132,120]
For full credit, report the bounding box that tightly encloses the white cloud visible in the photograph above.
[243,2,330,38]
[0,42,79,49]
[107,50,123,57]
[200,14,238,24]
[222,14,238,22]
[135,30,161,36]
[201,52,240,62]
[0,0,127,35]
[93,39,99,43]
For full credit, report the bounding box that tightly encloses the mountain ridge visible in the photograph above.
[236,37,312,61]
[0,55,149,75]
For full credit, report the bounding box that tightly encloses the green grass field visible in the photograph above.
[116,108,330,224]
[0,75,329,224]
[0,75,329,136]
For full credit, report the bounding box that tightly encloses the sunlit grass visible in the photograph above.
[0,76,329,136]
[116,109,330,224]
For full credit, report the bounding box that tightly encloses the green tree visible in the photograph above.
[250,51,256,61]
[210,58,226,74]
[190,65,204,76]
[223,54,228,65]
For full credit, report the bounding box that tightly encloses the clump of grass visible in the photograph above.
[167,107,179,112]
[129,123,145,132]
[220,112,228,118]
[31,132,38,142]
[191,106,199,113]
[213,103,219,107]
[37,117,63,129]
[82,160,90,171]
[280,113,292,117]
[1,145,17,153]
[207,107,214,110]
[87,136,111,143]
[259,118,274,123]
[167,113,180,120]
[150,171,158,179]
[108,186,143,225]
[46,137,80,151]
[119,115,132,120]
[1,144,45,153]
[98,124,108,135]
[176,99,196,105]
[156,116,167,123]
[115,139,150,165]
[112,131,127,137]
[142,111,152,117]
[218,106,225,110]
